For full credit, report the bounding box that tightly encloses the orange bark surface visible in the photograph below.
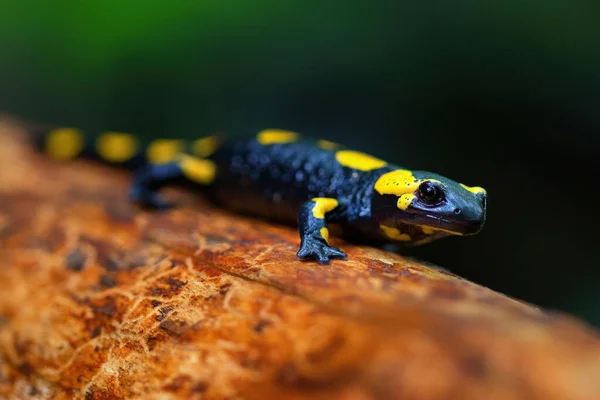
[0,118,599,400]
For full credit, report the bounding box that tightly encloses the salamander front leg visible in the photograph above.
[130,162,183,209]
[297,197,347,264]
[129,154,216,209]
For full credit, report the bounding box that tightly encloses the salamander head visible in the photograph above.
[372,169,486,242]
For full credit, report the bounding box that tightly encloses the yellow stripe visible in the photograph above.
[417,224,464,236]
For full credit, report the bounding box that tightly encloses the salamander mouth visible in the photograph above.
[419,214,484,235]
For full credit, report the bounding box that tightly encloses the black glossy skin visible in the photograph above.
[130,136,487,264]
[209,140,376,225]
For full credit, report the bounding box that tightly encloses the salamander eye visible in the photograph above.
[418,181,444,205]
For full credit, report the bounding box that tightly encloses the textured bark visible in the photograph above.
[0,118,599,400]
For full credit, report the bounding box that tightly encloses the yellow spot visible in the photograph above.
[420,225,435,235]
[311,198,338,219]
[320,227,330,244]
[179,155,216,184]
[417,224,463,236]
[45,127,84,160]
[193,136,219,158]
[380,225,411,241]
[96,132,138,163]
[397,194,414,210]
[374,169,445,211]
[316,139,340,150]
[374,169,420,210]
[257,129,299,145]
[146,139,184,164]
[335,150,387,171]
[460,183,487,195]
[374,169,418,195]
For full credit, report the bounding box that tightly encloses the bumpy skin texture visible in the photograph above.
[37,127,487,264]
[208,140,376,220]
[2,122,600,400]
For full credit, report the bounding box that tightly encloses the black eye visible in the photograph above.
[418,181,444,205]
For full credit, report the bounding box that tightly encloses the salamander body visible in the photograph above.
[38,127,487,264]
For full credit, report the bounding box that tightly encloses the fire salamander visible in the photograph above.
[38,127,487,264]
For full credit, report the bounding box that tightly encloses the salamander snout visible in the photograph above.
[477,191,487,210]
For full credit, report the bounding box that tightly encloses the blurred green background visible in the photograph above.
[1,1,599,325]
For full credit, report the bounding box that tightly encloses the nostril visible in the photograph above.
[454,208,461,215]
